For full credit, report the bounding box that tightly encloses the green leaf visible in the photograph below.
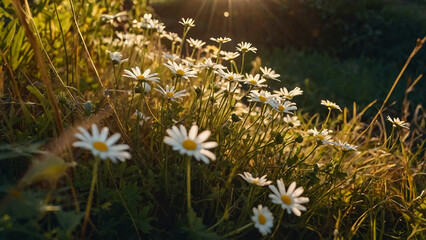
[55,211,84,233]
[187,208,221,240]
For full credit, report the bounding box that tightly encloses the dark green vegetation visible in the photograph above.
[155,0,426,114]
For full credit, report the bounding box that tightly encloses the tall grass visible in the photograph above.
[0,0,425,239]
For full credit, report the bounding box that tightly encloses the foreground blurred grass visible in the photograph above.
[0,0,425,239]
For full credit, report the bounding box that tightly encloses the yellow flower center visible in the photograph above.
[317,135,325,140]
[259,96,267,102]
[278,105,285,112]
[252,180,259,185]
[250,80,257,85]
[137,75,145,80]
[166,92,174,98]
[258,214,267,225]
[228,75,234,81]
[176,69,185,76]
[182,139,197,150]
[281,195,292,205]
[93,141,108,152]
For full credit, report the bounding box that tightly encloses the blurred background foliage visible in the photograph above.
[153,0,426,114]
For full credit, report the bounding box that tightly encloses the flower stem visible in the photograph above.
[81,156,101,239]
[270,209,284,238]
[186,156,192,211]
[322,108,332,129]
[221,222,254,238]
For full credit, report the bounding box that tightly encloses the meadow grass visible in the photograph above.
[0,0,425,239]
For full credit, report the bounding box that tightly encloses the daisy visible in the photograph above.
[237,42,257,53]
[164,60,197,80]
[73,124,131,163]
[251,205,274,236]
[321,100,342,112]
[109,51,128,65]
[248,90,275,104]
[164,125,218,164]
[269,99,297,114]
[268,180,309,216]
[332,140,358,151]
[197,58,226,71]
[216,69,243,82]
[123,67,160,82]
[186,38,206,49]
[179,18,195,28]
[260,67,280,81]
[307,127,333,144]
[161,32,182,43]
[210,37,232,44]
[273,87,303,100]
[387,116,409,129]
[131,110,151,126]
[220,51,240,61]
[283,115,301,127]
[242,74,267,88]
[155,85,187,102]
[239,172,272,186]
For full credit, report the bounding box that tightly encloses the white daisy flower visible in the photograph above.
[123,67,160,82]
[307,127,333,144]
[179,18,195,28]
[242,74,267,88]
[268,180,309,216]
[332,140,358,151]
[73,124,131,163]
[109,51,128,65]
[251,205,274,236]
[321,100,342,112]
[186,38,206,49]
[161,32,182,43]
[210,37,232,44]
[216,69,243,82]
[283,115,301,127]
[268,99,297,114]
[197,58,226,71]
[164,60,197,80]
[162,53,180,61]
[237,42,257,53]
[239,172,272,186]
[260,67,280,81]
[273,87,303,100]
[155,85,187,102]
[248,90,275,104]
[220,51,240,61]
[387,116,409,129]
[131,110,151,126]
[164,125,218,164]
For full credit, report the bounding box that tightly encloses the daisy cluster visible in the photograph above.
[71,14,369,238]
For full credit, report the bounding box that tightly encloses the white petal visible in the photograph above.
[200,149,216,161]
[195,130,211,143]
[287,182,296,195]
[188,125,198,140]
[201,141,218,149]
[106,133,121,145]
[99,127,109,142]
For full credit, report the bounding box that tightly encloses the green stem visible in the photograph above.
[221,222,254,238]
[186,156,192,211]
[240,52,246,74]
[270,209,284,238]
[81,157,101,239]
[322,108,332,129]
